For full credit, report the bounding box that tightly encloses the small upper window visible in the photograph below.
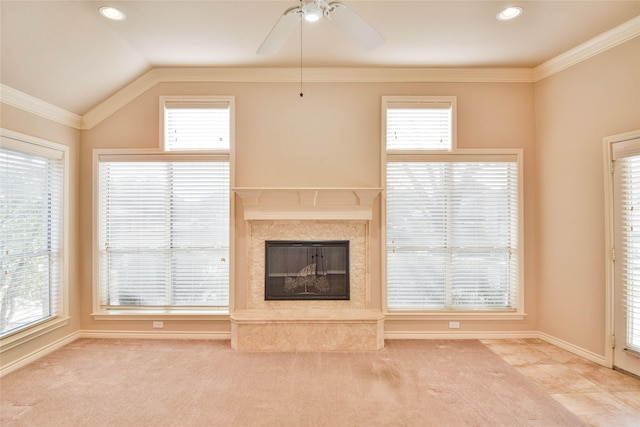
[161,96,233,151]
[384,96,456,151]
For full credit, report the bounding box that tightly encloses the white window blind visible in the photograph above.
[386,161,519,310]
[386,100,453,151]
[163,99,231,151]
[98,158,229,309]
[618,155,640,352]
[1,141,64,337]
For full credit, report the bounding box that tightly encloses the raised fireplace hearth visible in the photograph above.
[231,187,384,351]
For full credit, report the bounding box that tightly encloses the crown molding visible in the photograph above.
[142,66,535,83]
[0,84,82,129]
[534,15,640,82]
[80,67,534,129]
[3,16,638,130]
[80,68,159,130]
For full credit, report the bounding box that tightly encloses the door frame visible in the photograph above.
[603,129,640,369]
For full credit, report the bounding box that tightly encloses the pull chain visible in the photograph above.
[299,3,304,98]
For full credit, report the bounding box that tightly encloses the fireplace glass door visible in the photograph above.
[265,241,349,300]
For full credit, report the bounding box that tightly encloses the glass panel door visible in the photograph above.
[612,136,640,376]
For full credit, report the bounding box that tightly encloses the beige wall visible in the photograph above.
[14,41,638,362]
[0,103,81,368]
[0,22,637,371]
[79,80,538,335]
[534,38,640,356]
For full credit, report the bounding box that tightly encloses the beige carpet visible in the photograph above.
[1,339,586,426]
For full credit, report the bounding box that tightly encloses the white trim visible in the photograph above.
[0,329,610,376]
[91,312,229,321]
[383,95,457,151]
[159,95,234,151]
[0,129,71,344]
[384,331,539,340]
[92,149,232,316]
[82,67,531,129]
[0,84,82,129]
[2,16,638,130]
[606,130,640,154]
[538,332,607,367]
[604,135,616,368]
[383,147,525,316]
[233,187,382,221]
[384,330,608,367]
[0,128,69,156]
[79,330,231,340]
[602,130,640,369]
[385,312,527,321]
[0,331,79,377]
[534,15,640,81]
[1,330,228,377]
[81,68,160,130]
[0,317,70,353]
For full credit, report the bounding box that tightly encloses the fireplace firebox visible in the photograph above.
[265,240,350,300]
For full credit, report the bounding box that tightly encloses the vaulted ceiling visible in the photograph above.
[1,1,639,115]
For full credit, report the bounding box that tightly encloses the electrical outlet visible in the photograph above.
[152,321,164,329]
[448,321,460,329]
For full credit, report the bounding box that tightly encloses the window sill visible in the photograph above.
[0,316,70,353]
[91,309,229,321]
[385,311,527,321]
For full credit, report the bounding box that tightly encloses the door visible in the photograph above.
[610,133,640,376]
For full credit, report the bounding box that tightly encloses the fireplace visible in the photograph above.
[230,187,384,351]
[265,240,349,300]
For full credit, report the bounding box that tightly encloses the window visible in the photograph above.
[383,97,522,312]
[1,131,67,338]
[95,96,234,315]
[96,154,230,311]
[161,96,232,151]
[617,154,640,353]
[604,131,640,375]
[385,97,455,151]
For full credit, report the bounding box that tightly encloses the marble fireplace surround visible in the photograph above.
[231,188,384,351]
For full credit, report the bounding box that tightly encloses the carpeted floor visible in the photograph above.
[1,339,587,426]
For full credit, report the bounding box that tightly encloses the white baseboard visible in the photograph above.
[79,330,231,340]
[384,331,540,340]
[1,329,608,377]
[385,330,608,367]
[1,331,80,377]
[537,331,607,366]
[1,330,230,376]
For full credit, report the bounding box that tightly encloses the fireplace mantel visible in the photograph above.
[232,190,384,351]
[233,187,382,220]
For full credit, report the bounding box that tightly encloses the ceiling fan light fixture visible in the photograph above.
[303,2,324,22]
[99,6,126,21]
[496,6,523,21]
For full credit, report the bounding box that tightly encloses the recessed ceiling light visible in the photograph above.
[99,6,126,21]
[496,6,523,21]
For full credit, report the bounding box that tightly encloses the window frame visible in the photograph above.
[602,130,640,369]
[381,97,525,320]
[92,149,233,319]
[0,128,70,349]
[159,95,234,152]
[93,95,235,319]
[383,95,457,152]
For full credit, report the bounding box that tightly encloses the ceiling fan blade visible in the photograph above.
[257,7,301,55]
[327,2,384,51]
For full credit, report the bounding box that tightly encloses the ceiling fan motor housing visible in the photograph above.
[257,0,384,55]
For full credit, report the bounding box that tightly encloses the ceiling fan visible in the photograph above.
[257,0,385,55]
